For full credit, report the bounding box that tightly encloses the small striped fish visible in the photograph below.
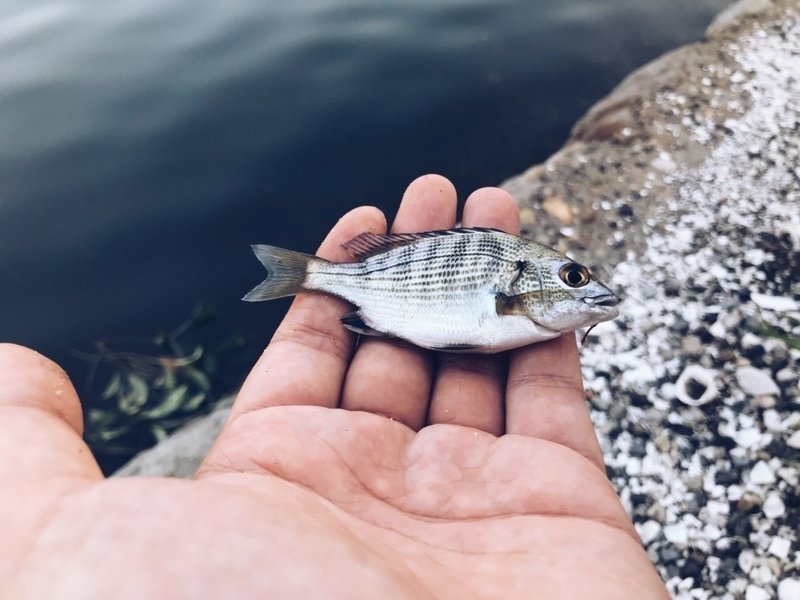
[243,228,619,353]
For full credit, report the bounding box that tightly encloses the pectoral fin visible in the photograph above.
[496,291,545,317]
[340,312,391,337]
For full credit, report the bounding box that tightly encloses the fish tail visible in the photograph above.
[242,245,320,301]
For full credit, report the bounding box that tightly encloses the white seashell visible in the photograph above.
[675,365,718,406]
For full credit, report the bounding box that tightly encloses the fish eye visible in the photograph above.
[559,263,591,287]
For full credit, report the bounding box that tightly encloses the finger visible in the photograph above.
[0,344,102,481]
[427,187,521,435]
[230,206,387,419]
[341,174,457,429]
[506,333,605,470]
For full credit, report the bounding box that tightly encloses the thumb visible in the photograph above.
[0,344,102,482]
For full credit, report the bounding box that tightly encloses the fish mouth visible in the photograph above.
[585,293,621,308]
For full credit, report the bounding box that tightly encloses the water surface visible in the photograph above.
[1,0,730,408]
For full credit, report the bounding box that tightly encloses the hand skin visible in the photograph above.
[0,175,668,599]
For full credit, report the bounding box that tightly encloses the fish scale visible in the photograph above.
[243,227,620,353]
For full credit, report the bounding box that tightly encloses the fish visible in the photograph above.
[243,227,620,353]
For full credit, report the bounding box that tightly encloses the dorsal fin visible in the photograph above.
[342,227,504,260]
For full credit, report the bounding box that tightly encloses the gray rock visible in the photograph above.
[114,401,232,478]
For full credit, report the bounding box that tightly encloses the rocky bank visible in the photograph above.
[117,0,800,597]
[504,0,800,597]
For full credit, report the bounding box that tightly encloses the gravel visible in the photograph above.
[504,0,800,597]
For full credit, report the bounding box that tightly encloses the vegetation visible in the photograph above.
[75,305,243,458]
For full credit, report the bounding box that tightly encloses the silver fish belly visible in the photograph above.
[243,228,620,353]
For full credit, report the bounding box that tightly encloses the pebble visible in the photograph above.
[541,196,573,224]
[717,469,741,486]
[768,536,791,560]
[739,549,755,573]
[742,332,763,349]
[682,334,704,356]
[637,520,662,545]
[737,491,764,511]
[746,584,771,600]
[735,427,763,449]
[777,466,799,486]
[751,563,775,586]
[749,460,777,485]
[729,579,748,596]
[750,292,800,312]
[762,409,782,431]
[629,437,647,457]
[784,414,800,429]
[664,522,689,547]
[654,430,672,452]
[762,492,786,518]
[647,502,666,523]
[659,545,681,563]
[769,343,790,370]
[709,320,727,338]
[756,395,777,409]
[736,366,781,396]
[778,578,800,600]
[787,430,800,449]
[518,207,536,226]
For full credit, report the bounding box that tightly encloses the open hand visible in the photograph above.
[0,175,667,598]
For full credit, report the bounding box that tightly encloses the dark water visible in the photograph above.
[2,1,729,443]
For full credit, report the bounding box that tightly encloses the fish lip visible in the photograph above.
[585,293,621,308]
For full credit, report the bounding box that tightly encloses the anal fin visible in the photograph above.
[340,312,390,337]
[427,343,481,353]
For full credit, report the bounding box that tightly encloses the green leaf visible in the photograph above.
[150,423,169,443]
[139,384,189,420]
[154,365,177,391]
[88,408,114,427]
[94,423,134,442]
[182,391,207,412]
[117,373,149,415]
[184,367,211,391]
[101,372,122,400]
[162,346,203,369]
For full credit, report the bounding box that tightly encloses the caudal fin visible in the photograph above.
[242,245,318,301]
